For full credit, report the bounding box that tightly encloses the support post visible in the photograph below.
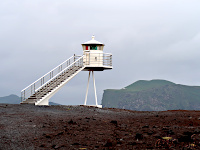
[92,71,98,106]
[84,71,91,105]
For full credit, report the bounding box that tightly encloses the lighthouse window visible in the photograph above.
[90,46,97,50]
[86,46,88,50]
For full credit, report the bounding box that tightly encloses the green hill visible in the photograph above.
[0,95,60,105]
[102,80,200,111]
[125,80,175,91]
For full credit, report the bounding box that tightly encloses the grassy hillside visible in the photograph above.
[0,94,60,105]
[125,80,175,91]
[102,80,200,111]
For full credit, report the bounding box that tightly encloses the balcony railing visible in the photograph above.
[83,52,112,67]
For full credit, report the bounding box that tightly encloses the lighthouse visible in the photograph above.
[21,36,112,107]
[82,36,112,107]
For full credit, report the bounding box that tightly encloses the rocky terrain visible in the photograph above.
[1,104,200,149]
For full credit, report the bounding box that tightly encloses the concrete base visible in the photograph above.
[84,105,102,108]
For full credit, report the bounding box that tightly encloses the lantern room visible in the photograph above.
[82,36,105,51]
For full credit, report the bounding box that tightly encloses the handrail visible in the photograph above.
[21,55,81,92]
[83,52,112,67]
[21,55,83,102]
[34,56,83,92]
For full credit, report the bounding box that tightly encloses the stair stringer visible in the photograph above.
[35,66,85,105]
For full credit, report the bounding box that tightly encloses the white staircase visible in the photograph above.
[21,53,112,105]
[21,55,84,105]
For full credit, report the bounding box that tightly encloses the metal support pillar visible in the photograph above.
[84,71,98,106]
[92,71,98,106]
[84,71,91,105]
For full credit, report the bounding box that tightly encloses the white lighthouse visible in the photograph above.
[82,36,112,107]
[82,36,112,71]
[21,36,112,107]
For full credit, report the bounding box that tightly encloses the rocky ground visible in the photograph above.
[1,104,200,149]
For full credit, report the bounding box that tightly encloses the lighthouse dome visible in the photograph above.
[82,36,105,46]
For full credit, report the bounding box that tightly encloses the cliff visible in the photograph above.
[102,80,200,111]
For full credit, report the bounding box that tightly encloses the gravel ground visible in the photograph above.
[1,104,200,149]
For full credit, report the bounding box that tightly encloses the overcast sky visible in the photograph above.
[1,0,200,105]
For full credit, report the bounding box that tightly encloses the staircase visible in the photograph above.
[21,55,84,105]
[21,52,112,105]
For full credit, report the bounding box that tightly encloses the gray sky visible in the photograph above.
[1,0,200,105]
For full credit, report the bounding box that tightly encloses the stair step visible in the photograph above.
[20,102,35,105]
[27,97,37,99]
[21,65,84,104]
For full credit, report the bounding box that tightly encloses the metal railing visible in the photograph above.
[21,55,83,102]
[84,52,112,67]
[103,53,112,67]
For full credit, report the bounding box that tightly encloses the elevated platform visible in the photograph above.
[83,66,113,71]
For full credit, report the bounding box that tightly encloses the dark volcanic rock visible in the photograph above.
[1,104,200,149]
